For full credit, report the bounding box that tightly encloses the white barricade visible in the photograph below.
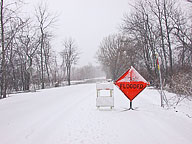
[96,82,114,109]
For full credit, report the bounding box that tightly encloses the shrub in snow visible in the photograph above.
[171,67,192,102]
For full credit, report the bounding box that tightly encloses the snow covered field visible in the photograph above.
[0,83,192,144]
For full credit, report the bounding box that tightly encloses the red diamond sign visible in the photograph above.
[115,66,149,101]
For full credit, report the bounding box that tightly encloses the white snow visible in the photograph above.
[96,82,114,90]
[0,83,192,144]
[118,66,148,83]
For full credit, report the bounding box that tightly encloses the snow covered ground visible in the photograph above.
[0,83,192,144]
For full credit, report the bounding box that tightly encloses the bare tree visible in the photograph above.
[0,0,60,97]
[0,0,28,98]
[121,0,190,86]
[119,0,192,106]
[0,0,6,98]
[35,2,57,89]
[121,0,159,84]
[16,22,40,91]
[60,38,79,85]
[97,34,140,80]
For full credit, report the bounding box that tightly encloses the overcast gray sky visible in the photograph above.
[24,0,133,66]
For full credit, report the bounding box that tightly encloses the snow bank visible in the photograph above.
[0,84,192,144]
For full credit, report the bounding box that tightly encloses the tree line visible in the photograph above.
[97,0,192,99]
[1,0,101,99]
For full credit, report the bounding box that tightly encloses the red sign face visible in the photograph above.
[115,66,149,101]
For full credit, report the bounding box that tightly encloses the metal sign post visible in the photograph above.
[156,54,164,107]
[129,101,133,110]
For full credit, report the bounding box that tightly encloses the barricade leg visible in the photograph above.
[129,101,134,110]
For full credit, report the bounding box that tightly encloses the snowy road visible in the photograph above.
[0,83,192,144]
